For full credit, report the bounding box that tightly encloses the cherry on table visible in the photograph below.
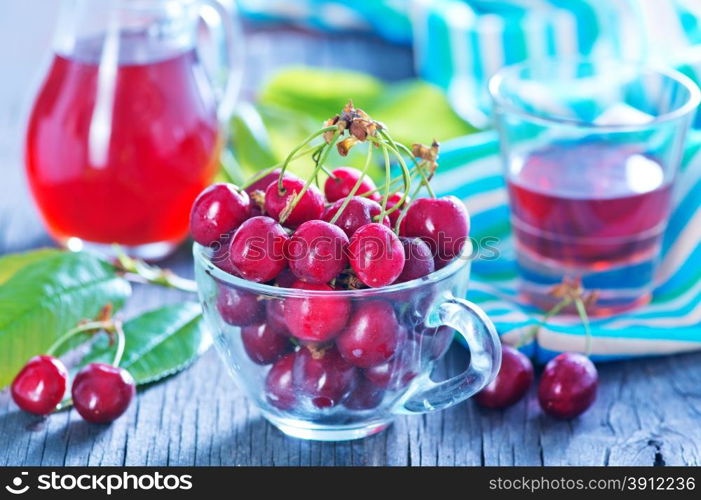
[538,352,598,419]
[190,183,250,247]
[228,216,289,283]
[475,344,534,410]
[324,167,381,203]
[348,223,405,287]
[11,355,68,416]
[265,353,297,410]
[72,363,136,424]
[286,220,349,284]
[264,175,324,228]
[241,323,290,365]
[396,237,435,283]
[293,346,356,409]
[337,300,404,368]
[216,286,264,326]
[283,281,351,342]
[322,196,390,237]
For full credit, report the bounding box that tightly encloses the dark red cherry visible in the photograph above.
[324,167,381,203]
[265,353,297,410]
[364,343,417,390]
[11,355,68,415]
[475,345,534,409]
[229,216,289,283]
[293,347,356,409]
[343,378,384,410]
[190,183,250,246]
[274,268,297,288]
[386,192,409,226]
[283,281,351,342]
[348,223,405,287]
[265,300,289,336]
[245,168,282,195]
[264,175,324,228]
[241,323,290,365]
[72,363,136,423]
[322,196,390,237]
[400,196,470,262]
[538,352,598,419]
[396,237,435,283]
[337,301,403,368]
[286,220,349,284]
[216,286,264,326]
[211,237,239,275]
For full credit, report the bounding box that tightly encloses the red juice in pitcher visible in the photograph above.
[26,35,221,255]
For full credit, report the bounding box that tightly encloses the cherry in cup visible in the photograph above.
[216,286,265,326]
[286,220,349,284]
[241,323,290,365]
[189,183,250,246]
[293,346,357,409]
[283,281,351,342]
[348,223,405,288]
[228,216,289,283]
[264,174,324,228]
[11,355,68,416]
[265,353,297,410]
[322,196,389,237]
[324,167,381,203]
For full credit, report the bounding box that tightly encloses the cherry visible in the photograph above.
[266,300,289,336]
[229,216,289,283]
[245,168,282,196]
[364,346,417,390]
[283,281,351,342]
[337,301,403,368]
[386,192,409,226]
[293,346,356,409]
[264,175,324,228]
[324,167,381,203]
[400,196,470,264]
[11,355,68,415]
[348,223,405,287]
[72,363,136,423]
[396,237,435,283]
[343,378,384,410]
[286,220,349,284]
[190,183,250,246]
[273,268,297,288]
[211,237,239,275]
[475,345,534,409]
[538,352,598,419]
[265,353,297,410]
[322,196,390,237]
[241,323,290,365]
[216,286,264,326]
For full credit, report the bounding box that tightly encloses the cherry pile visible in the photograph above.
[11,318,135,423]
[190,102,471,412]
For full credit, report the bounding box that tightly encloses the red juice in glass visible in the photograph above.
[26,35,221,257]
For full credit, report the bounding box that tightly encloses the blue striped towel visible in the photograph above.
[434,130,701,363]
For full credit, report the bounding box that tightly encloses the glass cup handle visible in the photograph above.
[394,297,502,415]
[199,0,245,122]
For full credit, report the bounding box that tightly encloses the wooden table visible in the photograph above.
[2,24,701,467]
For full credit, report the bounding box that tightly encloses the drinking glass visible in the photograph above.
[193,242,501,441]
[25,0,243,260]
[489,59,700,315]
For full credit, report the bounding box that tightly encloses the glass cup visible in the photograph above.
[193,242,501,441]
[489,59,700,315]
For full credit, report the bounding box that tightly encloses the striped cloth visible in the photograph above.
[433,130,701,363]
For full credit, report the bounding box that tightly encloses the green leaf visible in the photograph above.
[229,102,279,180]
[80,302,208,385]
[0,248,61,285]
[0,251,131,388]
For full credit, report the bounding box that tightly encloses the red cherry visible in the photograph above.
[190,183,250,246]
[322,196,390,238]
[475,345,534,409]
[286,220,349,284]
[538,352,598,419]
[396,237,435,283]
[364,343,417,390]
[324,167,381,203]
[245,168,282,196]
[241,323,290,365]
[229,216,289,283]
[337,301,403,368]
[72,363,136,423]
[216,286,264,326]
[11,355,68,415]
[211,237,239,275]
[265,353,297,410]
[400,196,470,263]
[343,378,384,410]
[414,324,454,360]
[348,223,405,287]
[264,175,324,228]
[274,268,297,288]
[293,347,356,409]
[386,192,409,226]
[283,281,351,342]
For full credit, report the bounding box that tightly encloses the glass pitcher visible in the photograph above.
[25,0,243,260]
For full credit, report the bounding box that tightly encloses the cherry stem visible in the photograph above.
[379,143,392,219]
[114,249,197,293]
[277,126,337,194]
[391,139,436,199]
[46,320,116,357]
[111,320,126,368]
[328,144,374,225]
[574,298,593,357]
